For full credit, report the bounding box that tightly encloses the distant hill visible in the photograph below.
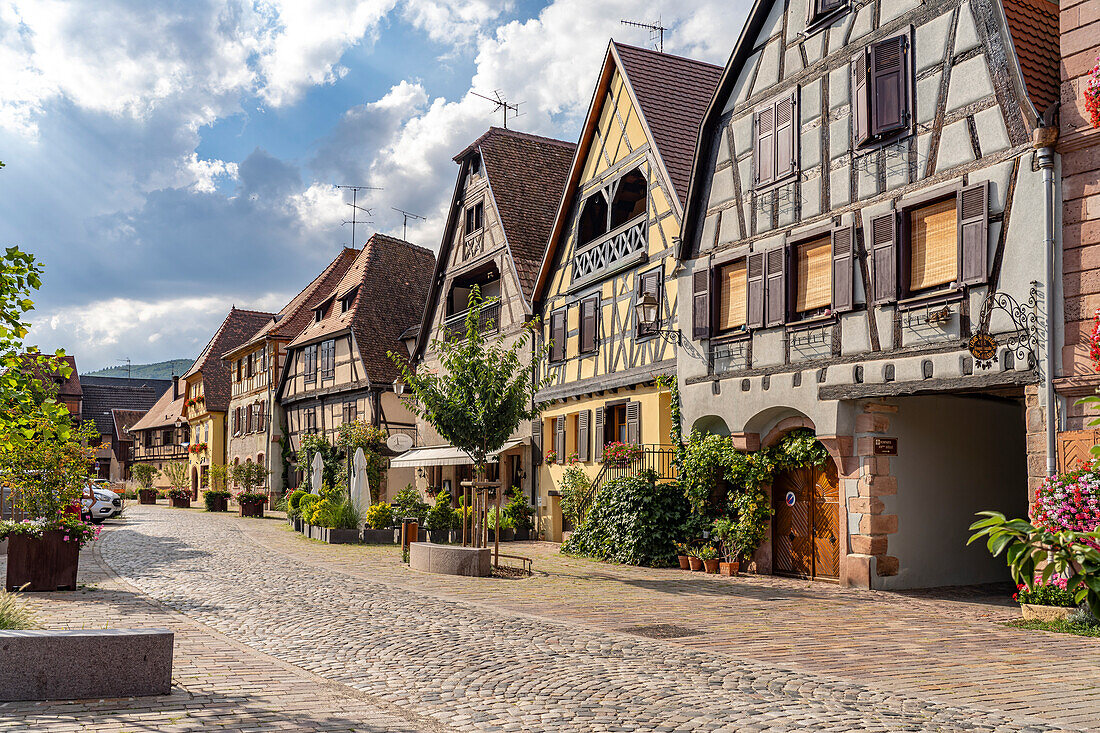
[83,359,193,380]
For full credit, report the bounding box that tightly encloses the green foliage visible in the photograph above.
[0,417,98,519]
[365,502,394,530]
[207,463,229,493]
[336,421,387,501]
[968,511,1100,618]
[297,433,341,493]
[203,489,231,511]
[562,471,689,567]
[503,492,534,531]
[286,489,308,519]
[1015,582,1077,607]
[392,485,429,524]
[131,463,158,489]
[486,506,514,530]
[558,464,590,527]
[427,491,455,531]
[690,544,718,561]
[231,461,268,495]
[0,586,36,630]
[297,493,320,522]
[161,461,189,492]
[389,285,547,476]
[311,496,362,530]
[1006,616,1100,637]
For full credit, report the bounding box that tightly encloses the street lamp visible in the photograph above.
[174,418,183,429]
[636,292,660,329]
[393,378,405,396]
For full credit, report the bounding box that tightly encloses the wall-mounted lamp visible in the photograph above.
[393,378,405,397]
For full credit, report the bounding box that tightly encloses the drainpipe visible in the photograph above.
[1035,135,1057,475]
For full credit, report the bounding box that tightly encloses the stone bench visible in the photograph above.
[408,542,490,577]
[0,628,173,701]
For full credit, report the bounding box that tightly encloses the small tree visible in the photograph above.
[161,461,189,498]
[207,464,229,494]
[231,461,269,500]
[0,417,98,519]
[131,463,158,490]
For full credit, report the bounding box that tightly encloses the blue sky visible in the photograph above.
[0,0,750,372]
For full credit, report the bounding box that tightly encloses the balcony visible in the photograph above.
[442,302,501,341]
[570,217,647,291]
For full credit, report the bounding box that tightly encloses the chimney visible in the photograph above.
[172,375,180,400]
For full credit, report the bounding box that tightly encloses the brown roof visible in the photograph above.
[130,385,185,432]
[183,307,274,413]
[1001,0,1059,115]
[81,380,168,435]
[19,353,81,397]
[613,43,723,209]
[224,248,359,360]
[111,409,147,440]
[288,233,435,385]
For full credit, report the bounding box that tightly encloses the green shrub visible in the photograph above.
[287,489,308,518]
[202,489,231,512]
[427,491,455,531]
[562,470,689,567]
[392,485,429,524]
[1015,580,1078,607]
[503,492,535,531]
[0,587,35,630]
[365,502,394,529]
[558,464,590,526]
[311,497,362,529]
[298,493,320,522]
[486,506,514,530]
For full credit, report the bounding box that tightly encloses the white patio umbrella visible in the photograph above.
[310,452,323,495]
[351,447,372,520]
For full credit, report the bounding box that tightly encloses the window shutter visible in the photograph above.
[258,403,265,432]
[692,268,711,339]
[594,408,605,462]
[871,213,898,304]
[852,50,871,146]
[555,415,566,458]
[869,35,908,137]
[580,296,598,353]
[638,270,662,336]
[625,401,641,445]
[831,226,855,313]
[550,310,566,362]
[577,410,590,462]
[754,106,775,187]
[958,181,989,285]
[532,419,543,466]
[764,247,786,327]
[245,405,252,433]
[746,252,766,329]
[774,94,797,178]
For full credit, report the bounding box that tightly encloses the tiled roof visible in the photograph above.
[82,379,172,436]
[130,385,186,432]
[80,375,174,392]
[20,353,81,397]
[1001,0,1059,115]
[288,233,435,385]
[183,307,274,413]
[613,43,723,209]
[224,248,359,359]
[111,409,148,441]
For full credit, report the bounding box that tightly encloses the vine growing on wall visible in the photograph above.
[654,373,685,473]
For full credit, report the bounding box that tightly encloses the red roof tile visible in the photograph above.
[1002,0,1059,114]
[183,308,274,413]
[130,385,186,432]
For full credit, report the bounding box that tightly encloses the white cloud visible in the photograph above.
[400,0,510,47]
[288,182,346,230]
[182,154,239,193]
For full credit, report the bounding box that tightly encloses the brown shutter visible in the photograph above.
[594,407,605,462]
[958,181,989,285]
[754,106,775,187]
[550,310,566,362]
[765,247,786,327]
[555,415,566,458]
[746,252,765,329]
[832,226,855,313]
[532,419,543,466]
[692,268,711,339]
[577,410,590,462]
[774,94,797,179]
[870,35,908,137]
[625,401,641,445]
[852,50,870,146]
[580,296,598,353]
[258,403,265,432]
[871,213,897,304]
[245,405,252,433]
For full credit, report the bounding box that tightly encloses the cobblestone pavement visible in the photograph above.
[4,505,1091,732]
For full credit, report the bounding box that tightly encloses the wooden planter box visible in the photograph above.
[362,528,398,544]
[169,496,191,509]
[238,498,265,518]
[513,527,531,541]
[138,489,158,505]
[5,531,80,591]
[205,495,228,512]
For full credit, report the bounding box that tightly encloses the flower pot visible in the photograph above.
[1021,603,1077,622]
[238,498,265,518]
[677,555,690,570]
[513,527,531,541]
[169,496,191,509]
[688,557,703,571]
[138,489,158,505]
[362,528,398,544]
[5,531,80,591]
[206,495,228,513]
[326,528,360,544]
[703,558,720,574]
[719,561,740,577]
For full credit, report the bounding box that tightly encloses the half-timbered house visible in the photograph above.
[532,42,722,540]
[129,376,190,488]
[678,0,1058,589]
[390,127,575,511]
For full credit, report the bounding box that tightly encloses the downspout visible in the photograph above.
[1034,115,1058,475]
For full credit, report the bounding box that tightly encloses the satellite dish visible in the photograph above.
[387,433,413,453]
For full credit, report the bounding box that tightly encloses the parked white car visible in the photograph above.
[82,485,122,524]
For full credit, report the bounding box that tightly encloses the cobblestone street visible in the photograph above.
[3,505,1098,732]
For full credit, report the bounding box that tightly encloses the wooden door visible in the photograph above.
[772,462,839,580]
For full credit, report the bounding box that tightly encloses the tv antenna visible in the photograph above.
[621,17,667,52]
[335,184,381,248]
[117,357,132,380]
[392,207,426,241]
[472,90,521,128]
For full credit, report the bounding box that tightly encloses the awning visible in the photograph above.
[389,438,527,468]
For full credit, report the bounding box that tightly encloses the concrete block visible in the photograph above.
[409,542,491,577]
[842,553,873,588]
[879,0,919,25]
[0,629,173,701]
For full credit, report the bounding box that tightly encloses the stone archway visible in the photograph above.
[691,415,731,436]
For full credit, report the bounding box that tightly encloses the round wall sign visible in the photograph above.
[386,433,414,453]
[785,491,796,507]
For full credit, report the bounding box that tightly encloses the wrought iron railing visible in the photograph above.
[576,443,678,524]
[442,302,501,341]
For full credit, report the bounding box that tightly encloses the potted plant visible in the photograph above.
[487,507,515,542]
[427,491,454,543]
[1015,577,1080,622]
[601,441,644,467]
[131,463,159,504]
[161,461,191,508]
[392,485,430,527]
[687,546,704,571]
[544,449,558,465]
[232,461,269,518]
[0,419,102,591]
[203,489,230,512]
[504,492,535,541]
[710,518,740,576]
[363,502,396,543]
[675,542,691,570]
[166,487,191,508]
[698,545,720,574]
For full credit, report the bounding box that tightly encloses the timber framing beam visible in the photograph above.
[818,369,1037,401]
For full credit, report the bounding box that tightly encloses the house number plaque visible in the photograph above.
[873,438,898,456]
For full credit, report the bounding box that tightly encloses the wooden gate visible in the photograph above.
[1057,430,1100,473]
[772,462,840,580]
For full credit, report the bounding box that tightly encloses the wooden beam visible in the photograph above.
[818,369,1037,400]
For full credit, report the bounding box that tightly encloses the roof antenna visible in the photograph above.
[335,184,382,248]
[471,90,522,129]
[621,17,667,53]
[117,357,131,381]
[391,207,426,241]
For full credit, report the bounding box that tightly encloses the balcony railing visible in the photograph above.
[571,217,647,290]
[576,443,678,524]
[442,302,501,341]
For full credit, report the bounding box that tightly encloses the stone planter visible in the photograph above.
[1021,603,1078,622]
[169,496,191,509]
[325,528,360,544]
[293,517,303,533]
[138,489,158,505]
[429,528,450,544]
[5,531,80,591]
[362,528,398,544]
[238,498,265,518]
[205,495,228,513]
[703,558,720,574]
[409,542,491,577]
[719,561,740,576]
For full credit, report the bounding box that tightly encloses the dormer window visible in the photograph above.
[340,286,358,314]
[465,202,483,235]
[469,153,481,176]
[808,0,847,27]
[314,307,324,323]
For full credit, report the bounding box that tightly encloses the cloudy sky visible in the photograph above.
[0,0,750,372]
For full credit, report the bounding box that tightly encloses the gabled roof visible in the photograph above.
[130,384,185,432]
[1001,0,1059,116]
[183,307,274,413]
[20,354,81,398]
[112,409,148,441]
[81,379,171,436]
[223,248,359,361]
[533,41,721,303]
[287,233,435,385]
[412,127,575,361]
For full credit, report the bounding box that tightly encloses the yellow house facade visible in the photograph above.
[531,42,722,540]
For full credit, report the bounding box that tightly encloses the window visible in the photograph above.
[908,199,957,293]
[718,260,748,332]
[342,400,357,424]
[257,347,266,373]
[245,403,253,433]
[469,153,481,176]
[579,295,599,354]
[236,359,243,381]
[465,202,483,234]
[314,307,324,323]
[793,236,832,316]
[577,191,608,246]
[808,0,846,26]
[234,407,241,435]
[549,308,567,362]
[304,408,317,434]
[636,268,663,337]
[340,287,357,313]
[319,339,336,380]
[606,404,627,444]
[303,345,317,383]
[609,168,647,230]
[754,92,797,188]
[246,353,253,379]
[852,34,911,147]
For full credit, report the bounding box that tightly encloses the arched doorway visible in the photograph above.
[772,459,840,580]
[190,466,199,499]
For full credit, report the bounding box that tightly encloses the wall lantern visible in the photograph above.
[393,378,405,397]
[635,292,660,330]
